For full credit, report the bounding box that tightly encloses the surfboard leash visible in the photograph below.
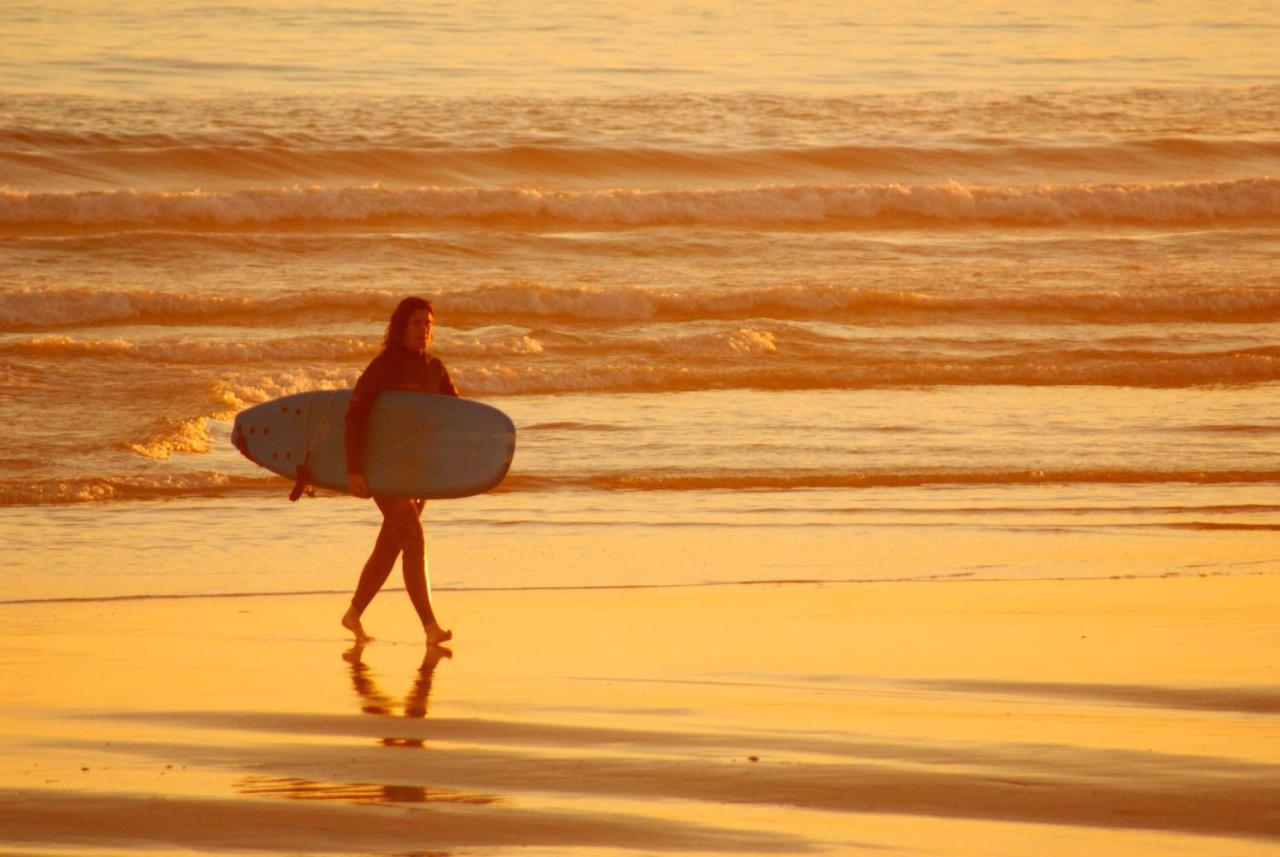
[288,457,316,502]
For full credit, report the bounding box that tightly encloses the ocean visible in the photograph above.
[3,0,1278,605]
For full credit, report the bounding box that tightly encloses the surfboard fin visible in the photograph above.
[289,460,316,502]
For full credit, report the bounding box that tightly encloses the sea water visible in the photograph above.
[2,1,1279,603]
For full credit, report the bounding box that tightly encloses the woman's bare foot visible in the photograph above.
[425,622,452,646]
[342,606,373,643]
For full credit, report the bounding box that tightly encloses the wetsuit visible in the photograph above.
[344,344,459,627]
[345,344,459,475]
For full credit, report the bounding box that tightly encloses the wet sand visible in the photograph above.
[1,575,1277,856]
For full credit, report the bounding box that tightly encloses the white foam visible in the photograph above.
[127,416,215,459]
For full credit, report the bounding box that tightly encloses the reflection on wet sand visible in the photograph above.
[233,774,498,806]
[343,644,452,748]
[344,644,451,718]
[228,645,496,808]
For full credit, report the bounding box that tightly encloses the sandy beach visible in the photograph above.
[2,574,1276,856]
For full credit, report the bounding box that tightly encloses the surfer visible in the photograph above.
[341,296,458,646]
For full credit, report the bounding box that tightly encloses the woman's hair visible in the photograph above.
[384,296,434,349]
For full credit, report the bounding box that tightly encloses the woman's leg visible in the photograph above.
[342,496,420,641]
[399,499,451,644]
[397,498,436,627]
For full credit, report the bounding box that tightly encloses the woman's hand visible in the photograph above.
[348,472,371,498]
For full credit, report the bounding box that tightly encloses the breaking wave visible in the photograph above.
[6,136,1280,187]
[126,416,217,460]
[13,335,1276,391]
[6,282,1280,331]
[5,178,1279,230]
[0,333,542,362]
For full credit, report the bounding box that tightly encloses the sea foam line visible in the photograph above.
[500,469,1280,492]
[5,468,1278,507]
[9,566,1274,606]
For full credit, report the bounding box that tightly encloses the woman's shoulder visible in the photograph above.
[426,354,458,396]
[355,347,397,382]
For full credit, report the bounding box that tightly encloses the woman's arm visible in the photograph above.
[345,355,387,479]
[348,472,371,498]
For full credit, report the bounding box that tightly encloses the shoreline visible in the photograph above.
[5,565,1277,607]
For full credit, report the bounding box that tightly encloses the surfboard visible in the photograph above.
[231,390,516,499]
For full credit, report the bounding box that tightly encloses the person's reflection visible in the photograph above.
[343,643,451,728]
[236,645,498,806]
[404,646,449,718]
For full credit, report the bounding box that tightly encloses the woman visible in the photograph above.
[341,296,458,646]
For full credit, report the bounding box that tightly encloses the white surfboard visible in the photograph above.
[232,390,516,499]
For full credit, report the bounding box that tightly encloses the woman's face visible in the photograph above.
[402,309,434,351]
